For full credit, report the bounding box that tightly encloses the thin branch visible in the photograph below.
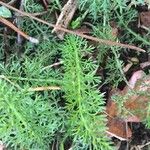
[138,141,150,149]
[16,11,48,17]
[42,61,63,71]
[8,0,17,5]
[140,61,150,69]
[0,75,22,90]
[106,131,128,141]
[0,16,39,43]
[52,0,77,39]
[28,86,61,91]
[0,1,146,52]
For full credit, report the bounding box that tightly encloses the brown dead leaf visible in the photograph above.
[139,11,150,28]
[124,95,149,120]
[106,100,118,118]
[117,71,150,121]
[106,100,132,140]
[107,118,132,140]
[125,116,141,122]
[110,21,119,38]
[106,70,150,140]
[123,74,150,120]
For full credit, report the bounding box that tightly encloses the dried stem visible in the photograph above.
[28,86,61,91]
[0,16,39,43]
[0,1,145,52]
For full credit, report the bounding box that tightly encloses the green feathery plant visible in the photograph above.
[105,52,124,88]
[145,101,150,128]
[24,0,44,13]
[0,0,150,149]
[22,0,55,37]
[0,79,63,150]
[93,25,125,87]
[61,35,113,150]
[78,0,132,24]
[0,39,63,86]
[0,37,64,149]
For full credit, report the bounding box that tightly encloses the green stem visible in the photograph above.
[6,76,63,85]
[74,44,91,135]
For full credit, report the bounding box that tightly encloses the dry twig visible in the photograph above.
[52,0,77,39]
[0,75,22,90]
[42,61,63,71]
[0,1,146,52]
[28,86,61,92]
[0,16,39,43]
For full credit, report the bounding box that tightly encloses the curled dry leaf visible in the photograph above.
[128,70,145,89]
[140,61,150,69]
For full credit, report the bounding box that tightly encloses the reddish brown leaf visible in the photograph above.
[139,11,150,28]
[106,100,132,140]
[107,118,132,140]
[106,71,150,140]
[106,100,118,118]
[124,95,149,120]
